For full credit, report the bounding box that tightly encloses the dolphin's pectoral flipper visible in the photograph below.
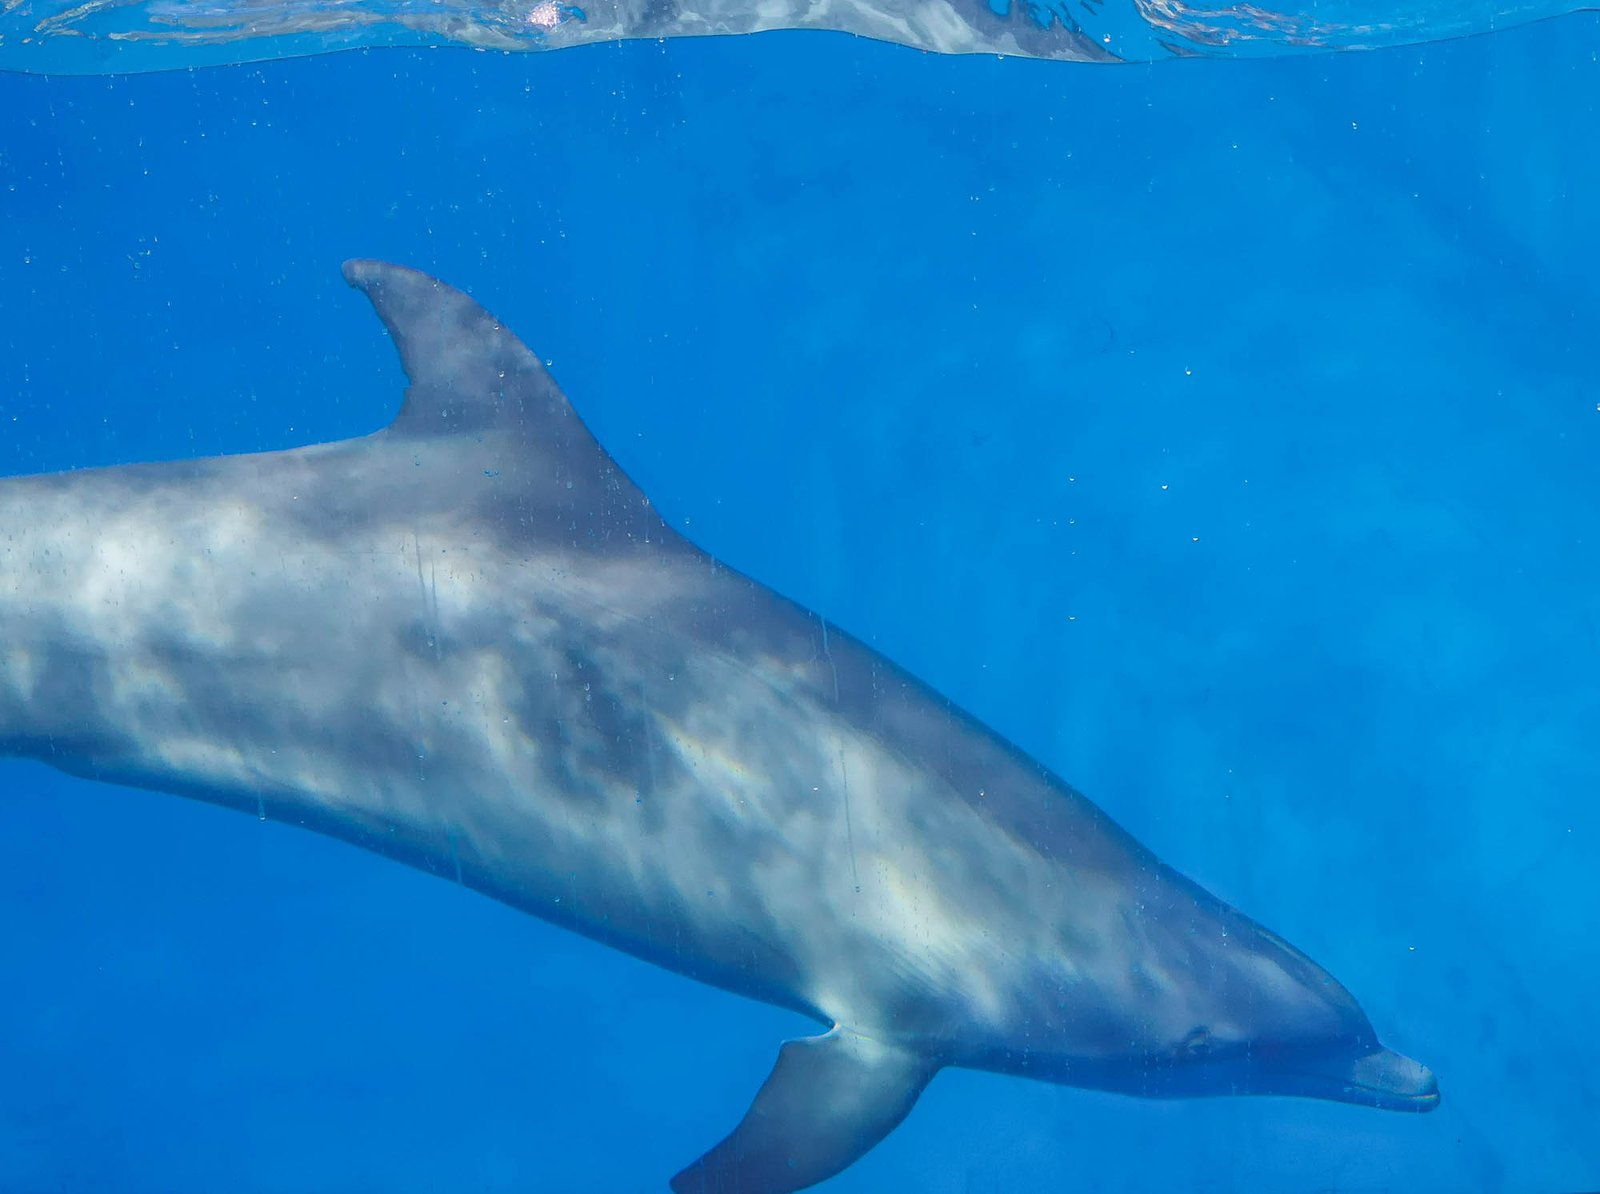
[671,1027,939,1194]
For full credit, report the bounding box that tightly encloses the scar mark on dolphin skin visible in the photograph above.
[411,530,443,662]
[837,740,861,896]
[818,618,859,892]
[446,823,464,884]
[820,616,840,704]
[429,557,441,652]
[406,532,435,783]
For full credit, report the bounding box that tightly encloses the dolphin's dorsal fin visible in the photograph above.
[342,258,565,438]
[342,260,665,546]
[671,1028,938,1194]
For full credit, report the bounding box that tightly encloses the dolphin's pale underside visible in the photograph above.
[0,262,1438,1193]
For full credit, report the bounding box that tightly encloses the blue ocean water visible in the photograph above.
[1,18,1597,1193]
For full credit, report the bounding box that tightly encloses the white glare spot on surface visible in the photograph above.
[527,2,563,27]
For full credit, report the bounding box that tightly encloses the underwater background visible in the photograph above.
[1,17,1597,1193]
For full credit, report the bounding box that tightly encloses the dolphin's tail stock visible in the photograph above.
[671,1027,939,1194]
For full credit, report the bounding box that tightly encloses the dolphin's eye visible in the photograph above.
[1182,1027,1212,1056]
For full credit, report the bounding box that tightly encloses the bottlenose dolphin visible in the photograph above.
[0,262,1437,1193]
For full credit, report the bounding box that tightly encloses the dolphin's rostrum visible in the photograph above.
[0,262,1438,1192]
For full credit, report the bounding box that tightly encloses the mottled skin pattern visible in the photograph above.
[0,263,1437,1193]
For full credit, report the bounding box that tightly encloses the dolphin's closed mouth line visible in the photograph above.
[1353,1085,1440,1102]
[1341,1078,1441,1110]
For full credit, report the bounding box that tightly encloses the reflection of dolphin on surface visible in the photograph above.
[0,263,1438,1193]
[2,0,1595,74]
